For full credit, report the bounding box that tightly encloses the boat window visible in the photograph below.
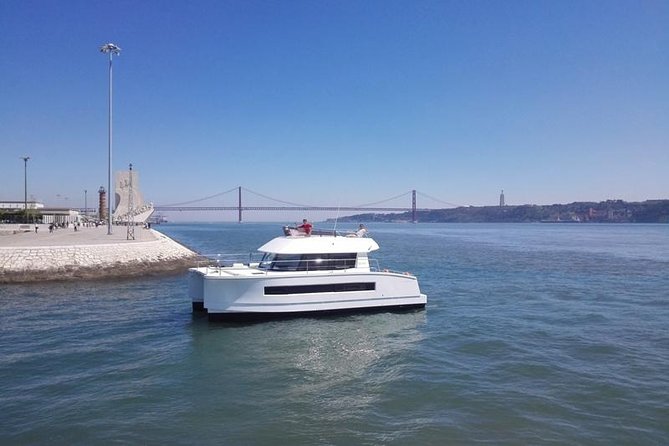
[265,282,376,295]
[258,253,276,269]
[301,253,357,271]
[262,253,358,271]
[331,253,357,269]
[270,254,304,271]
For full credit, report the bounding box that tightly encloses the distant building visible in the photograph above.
[0,201,45,211]
[40,208,81,225]
[0,201,80,225]
[499,190,505,207]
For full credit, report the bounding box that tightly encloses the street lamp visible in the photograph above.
[100,42,121,235]
[84,189,88,217]
[20,156,30,223]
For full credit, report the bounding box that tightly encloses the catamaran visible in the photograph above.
[189,226,427,321]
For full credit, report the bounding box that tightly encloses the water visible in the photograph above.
[1,223,668,445]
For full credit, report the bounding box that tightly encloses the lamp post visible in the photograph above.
[20,156,30,223]
[84,189,88,217]
[100,42,121,235]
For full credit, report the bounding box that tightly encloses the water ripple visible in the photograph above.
[1,223,668,444]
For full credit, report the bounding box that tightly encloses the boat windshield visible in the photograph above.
[258,252,276,269]
[257,253,357,271]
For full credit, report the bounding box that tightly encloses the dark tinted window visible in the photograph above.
[269,254,303,271]
[265,282,375,295]
[268,253,357,271]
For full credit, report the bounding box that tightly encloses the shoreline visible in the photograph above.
[0,225,200,284]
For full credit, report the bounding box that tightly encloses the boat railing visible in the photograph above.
[283,225,368,238]
[194,254,412,276]
[255,256,408,274]
[367,259,411,275]
[194,253,255,271]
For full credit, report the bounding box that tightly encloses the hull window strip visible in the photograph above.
[265,282,376,295]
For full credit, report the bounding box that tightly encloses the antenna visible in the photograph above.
[333,203,341,236]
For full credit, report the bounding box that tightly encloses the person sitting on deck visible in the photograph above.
[297,219,313,236]
[347,223,368,238]
[355,224,368,237]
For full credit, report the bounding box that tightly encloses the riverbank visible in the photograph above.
[336,199,669,223]
[0,224,199,284]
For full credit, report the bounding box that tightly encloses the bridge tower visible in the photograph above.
[412,189,417,223]
[238,186,242,223]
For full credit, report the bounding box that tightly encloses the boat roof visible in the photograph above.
[258,235,379,254]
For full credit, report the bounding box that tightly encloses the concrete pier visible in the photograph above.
[0,224,199,283]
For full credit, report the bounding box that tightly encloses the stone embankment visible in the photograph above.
[0,225,200,283]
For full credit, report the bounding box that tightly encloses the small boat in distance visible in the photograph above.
[148,213,168,225]
[188,226,427,321]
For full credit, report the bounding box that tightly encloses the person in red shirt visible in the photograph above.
[297,218,313,235]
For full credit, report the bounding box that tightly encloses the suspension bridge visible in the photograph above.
[153,187,460,223]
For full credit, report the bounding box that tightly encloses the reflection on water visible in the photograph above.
[189,310,426,384]
[181,309,427,441]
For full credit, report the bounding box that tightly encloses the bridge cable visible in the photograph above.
[353,190,413,208]
[157,186,239,207]
[416,191,465,208]
[241,187,315,207]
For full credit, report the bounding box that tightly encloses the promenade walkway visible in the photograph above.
[0,224,157,247]
[0,224,198,283]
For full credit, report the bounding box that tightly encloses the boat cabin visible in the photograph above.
[256,234,379,272]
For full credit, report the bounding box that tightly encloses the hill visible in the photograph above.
[334,200,669,224]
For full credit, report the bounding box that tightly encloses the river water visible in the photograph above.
[1,223,667,445]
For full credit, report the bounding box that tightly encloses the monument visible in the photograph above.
[112,167,154,224]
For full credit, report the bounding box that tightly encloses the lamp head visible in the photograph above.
[100,43,121,55]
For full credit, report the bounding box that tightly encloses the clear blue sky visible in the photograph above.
[1,0,667,218]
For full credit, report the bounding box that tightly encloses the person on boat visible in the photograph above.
[355,224,368,237]
[297,218,313,235]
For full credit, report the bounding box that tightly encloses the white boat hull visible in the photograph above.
[189,268,426,321]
